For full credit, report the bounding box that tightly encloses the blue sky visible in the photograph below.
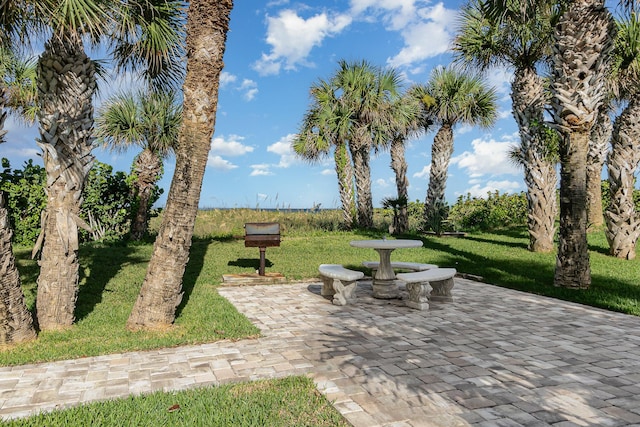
[2,0,523,209]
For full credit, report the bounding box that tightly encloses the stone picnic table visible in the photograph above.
[349,239,423,299]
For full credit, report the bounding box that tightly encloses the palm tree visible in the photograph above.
[385,88,428,234]
[587,104,612,229]
[454,0,559,252]
[127,0,233,330]
[95,90,181,240]
[1,47,38,144]
[332,60,404,229]
[2,0,184,330]
[550,0,615,289]
[292,79,355,228]
[605,12,640,259]
[422,66,498,230]
[0,191,37,344]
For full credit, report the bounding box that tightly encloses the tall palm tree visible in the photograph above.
[550,0,615,289]
[605,12,640,259]
[454,0,559,252]
[422,66,498,230]
[9,0,185,330]
[385,88,428,234]
[332,60,404,229]
[292,79,355,228]
[95,89,181,240]
[127,0,233,330]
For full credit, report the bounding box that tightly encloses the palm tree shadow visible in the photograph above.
[175,236,212,318]
[75,243,145,321]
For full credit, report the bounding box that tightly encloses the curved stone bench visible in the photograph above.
[362,261,438,276]
[396,268,457,309]
[318,264,364,306]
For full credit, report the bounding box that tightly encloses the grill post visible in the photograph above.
[244,222,280,276]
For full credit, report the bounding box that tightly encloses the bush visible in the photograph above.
[448,191,528,231]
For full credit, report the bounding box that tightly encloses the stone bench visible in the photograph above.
[318,264,364,306]
[362,261,438,276]
[396,268,457,310]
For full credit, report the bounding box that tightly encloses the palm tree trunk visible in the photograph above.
[1,191,37,345]
[349,131,374,229]
[35,31,95,330]
[550,0,614,289]
[390,135,409,234]
[127,0,233,330]
[130,148,162,240]
[511,68,557,252]
[334,141,355,229]
[424,124,453,227]
[555,130,591,288]
[604,98,640,259]
[0,84,7,144]
[587,109,611,229]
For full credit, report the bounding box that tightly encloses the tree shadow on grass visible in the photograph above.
[175,236,213,319]
[75,242,147,322]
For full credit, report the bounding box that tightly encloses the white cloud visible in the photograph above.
[267,134,300,167]
[253,9,352,75]
[207,155,238,171]
[211,135,254,156]
[321,168,335,176]
[451,135,520,178]
[376,178,391,188]
[348,1,457,70]
[250,164,274,176]
[239,79,258,101]
[460,180,522,198]
[413,164,431,179]
[220,71,237,88]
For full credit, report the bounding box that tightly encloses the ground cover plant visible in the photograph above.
[3,376,348,427]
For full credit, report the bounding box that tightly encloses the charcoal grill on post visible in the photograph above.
[244,222,280,275]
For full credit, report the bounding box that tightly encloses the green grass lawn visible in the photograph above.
[2,376,348,427]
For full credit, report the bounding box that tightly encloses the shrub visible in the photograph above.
[448,191,528,231]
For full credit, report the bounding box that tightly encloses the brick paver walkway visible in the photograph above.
[2,278,640,426]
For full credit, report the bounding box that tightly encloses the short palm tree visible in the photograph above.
[127,0,233,330]
[95,90,181,240]
[422,66,497,231]
[453,0,559,252]
[605,13,640,259]
[0,47,38,144]
[293,79,355,228]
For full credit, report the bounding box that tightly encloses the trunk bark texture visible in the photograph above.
[350,130,373,229]
[604,99,640,259]
[127,0,232,330]
[35,32,95,330]
[130,148,162,240]
[390,136,409,234]
[335,142,355,229]
[587,110,611,229]
[511,67,557,253]
[424,124,453,227]
[550,0,613,289]
[1,192,37,345]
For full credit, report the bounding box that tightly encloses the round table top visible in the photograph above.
[349,239,423,250]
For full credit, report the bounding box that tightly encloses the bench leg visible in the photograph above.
[332,280,358,306]
[429,278,454,303]
[405,282,429,310]
[320,276,336,297]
